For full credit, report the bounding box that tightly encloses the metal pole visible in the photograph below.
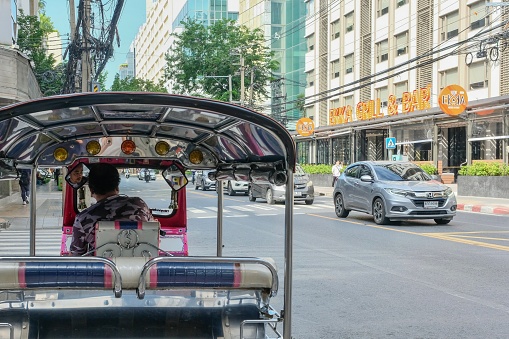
[217,179,223,256]
[29,167,37,256]
[240,55,245,105]
[283,170,294,339]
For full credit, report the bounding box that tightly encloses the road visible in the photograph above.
[1,180,509,338]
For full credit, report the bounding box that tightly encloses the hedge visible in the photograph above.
[458,162,509,176]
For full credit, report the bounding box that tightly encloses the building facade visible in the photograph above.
[239,0,307,126]
[300,0,509,177]
[134,0,239,85]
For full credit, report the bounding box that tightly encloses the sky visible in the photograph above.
[44,1,146,89]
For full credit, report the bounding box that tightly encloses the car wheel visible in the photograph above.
[201,181,206,191]
[305,199,314,205]
[334,193,350,218]
[248,187,256,202]
[228,182,236,196]
[372,198,389,225]
[434,218,451,225]
[266,189,275,204]
[194,182,199,190]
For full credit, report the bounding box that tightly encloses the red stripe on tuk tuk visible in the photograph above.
[233,263,241,288]
[18,263,26,288]
[104,265,113,288]
[149,264,158,288]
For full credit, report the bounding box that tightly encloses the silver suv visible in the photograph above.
[248,165,314,204]
[333,161,457,225]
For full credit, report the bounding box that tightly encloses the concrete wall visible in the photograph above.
[0,46,42,106]
[457,176,509,199]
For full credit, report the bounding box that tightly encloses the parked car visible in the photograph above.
[333,161,457,225]
[222,180,249,196]
[248,164,314,204]
[195,170,216,191]
[138,169,156,180]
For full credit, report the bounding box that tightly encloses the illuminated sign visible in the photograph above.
[296,117,315,136]
[438,84,468,116]
[329,85,431,125]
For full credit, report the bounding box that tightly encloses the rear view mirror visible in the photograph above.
[65,162,90,189]
[162,165,188,191]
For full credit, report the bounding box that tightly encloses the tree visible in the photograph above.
[17,11,64,96]
[164,19,278,103]
[110,74,167,92]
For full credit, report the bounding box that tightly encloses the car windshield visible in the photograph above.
[373,163,432,181]
[295,165,306,175]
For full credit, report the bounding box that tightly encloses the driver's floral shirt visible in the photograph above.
[70,194,154,256]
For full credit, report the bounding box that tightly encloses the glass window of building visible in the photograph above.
[396,0,408,7]
[395,31,408,56]
[439,68,458,90]
[469,61,488,89]
[307,69,315,87]
[331,19,340,40]
[317,139,330,164]
[344,95,354,107]
[305,106,314,120]
[377,0,389,17]
[330,98,340,108]
[344,54,354,74]
[331,59,340,79]
[271,2,282,25]
[306,0,315,17]
[440,10,459,41]
[307,33,315,51]
[470,1,487,30]
[345,11,354,33]
[376,86,388,107]
[297,141,310,164]
[394,81,407,104]
[376,39,389,63]
[272,26,282,49]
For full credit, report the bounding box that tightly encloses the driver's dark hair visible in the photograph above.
[88,163,120,195]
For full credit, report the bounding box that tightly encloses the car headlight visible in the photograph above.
[385,188,415,197]
[307,180,313,187]
[443,187,453,196]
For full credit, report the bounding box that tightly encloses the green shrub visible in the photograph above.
[458,162,509,176]
[418,163,438,175]
[300,164,336,174]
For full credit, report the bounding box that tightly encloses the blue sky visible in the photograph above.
[44,1,146,89]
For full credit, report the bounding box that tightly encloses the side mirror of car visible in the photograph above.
[360,175,373,182]
[162,164,189,191]
[65,162,90,189]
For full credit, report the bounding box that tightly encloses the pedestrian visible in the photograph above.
[332,160,343,187]
[18,169,31,205]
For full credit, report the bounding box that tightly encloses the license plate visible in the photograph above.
[294,192,302,197]
[423,201,438,209]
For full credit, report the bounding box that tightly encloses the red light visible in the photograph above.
[121,140,136,155]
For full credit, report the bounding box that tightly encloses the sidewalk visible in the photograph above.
[314,183,509,216]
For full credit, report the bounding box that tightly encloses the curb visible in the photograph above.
[456,204,509,215]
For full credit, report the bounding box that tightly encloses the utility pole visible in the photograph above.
[81,0,91,92]
[69,0,76,38]
[240,55,245,105]
[249,67,255,106]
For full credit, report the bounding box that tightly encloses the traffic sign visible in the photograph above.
[385,137,396,149]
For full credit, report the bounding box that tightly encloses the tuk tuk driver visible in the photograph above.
[69,163,155,256]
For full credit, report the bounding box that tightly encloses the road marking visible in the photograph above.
[307,213,509,252]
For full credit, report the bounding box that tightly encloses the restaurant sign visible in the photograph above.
[329,85,431,125]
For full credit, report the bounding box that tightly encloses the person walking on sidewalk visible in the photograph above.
[18,169,31,205]
[332,161,343,187]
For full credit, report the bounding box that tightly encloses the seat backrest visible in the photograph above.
[94,220,160,258]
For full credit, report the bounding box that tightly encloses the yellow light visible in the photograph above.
[189,149,204,164]
[53,147,68,162]
[155,141,170,156]
[86,140,101,155]
[121,140,136,155]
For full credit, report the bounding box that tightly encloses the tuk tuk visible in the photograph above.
[0,92,296,339]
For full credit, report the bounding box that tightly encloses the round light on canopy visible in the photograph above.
[189,149,204,164]
[121,140,136,155]
[86,140,101,155]
[155,141,170,155]
[53,147,68,162]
